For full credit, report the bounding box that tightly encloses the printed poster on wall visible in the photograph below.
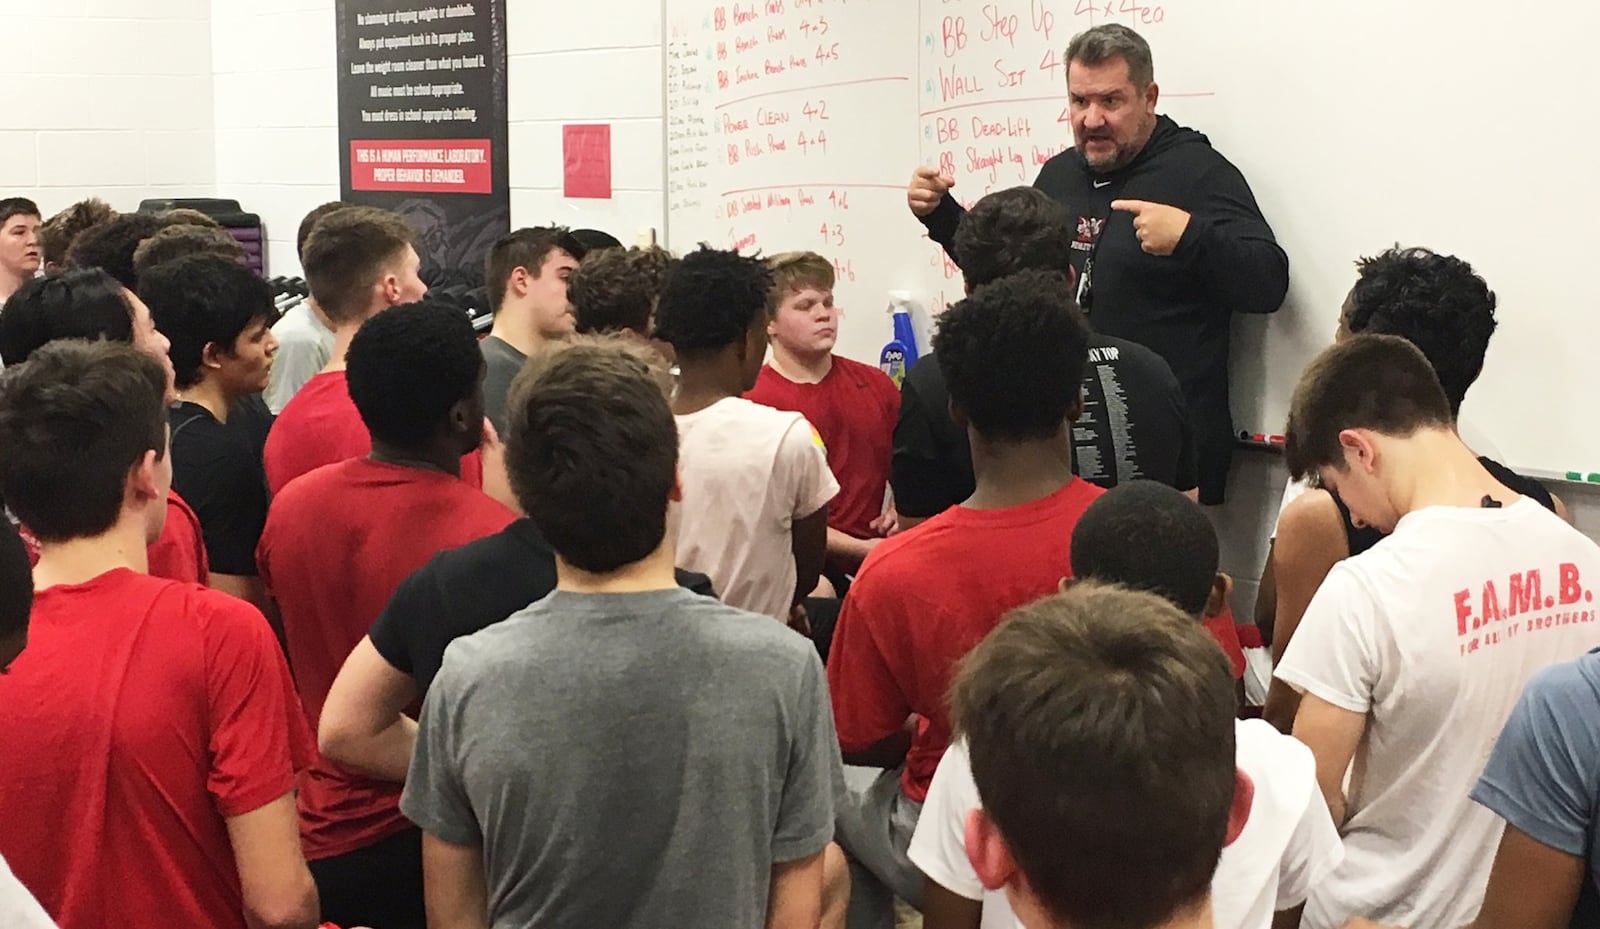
[335,0,509,277]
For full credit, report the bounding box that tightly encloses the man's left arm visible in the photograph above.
[1293,695,1366,828]
[1175,160,1290,315]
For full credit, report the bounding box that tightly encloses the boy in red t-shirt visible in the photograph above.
[0,268,209,585]
[257,302,515,929]
[0,341,317,929]
[263,206,441,496]
[826,269,1102,911]
[746,251,901,582]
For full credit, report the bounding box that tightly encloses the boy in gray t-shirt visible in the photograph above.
[400,336,840,929]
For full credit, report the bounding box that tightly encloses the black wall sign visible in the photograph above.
[335,1,509,277]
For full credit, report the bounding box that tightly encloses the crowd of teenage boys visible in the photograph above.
[0,20,1597,929]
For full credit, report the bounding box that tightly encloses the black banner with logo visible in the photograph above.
[335,0,509,276]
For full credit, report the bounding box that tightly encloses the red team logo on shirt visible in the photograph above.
[1076,216,1105,242]
[1454,563,1595,655]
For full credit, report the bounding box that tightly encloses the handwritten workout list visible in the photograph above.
[914,2,1173,288]
[665,1,1202,363]
[667,0,923,363]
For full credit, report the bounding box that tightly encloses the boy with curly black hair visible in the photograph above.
[654,245,837,623]
[826,268,1103,912]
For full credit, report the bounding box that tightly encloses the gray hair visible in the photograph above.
[1065,24,1154,87]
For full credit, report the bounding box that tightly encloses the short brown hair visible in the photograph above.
[0,198,39,227]
[301,206,415,324]
[158,208,221,229]
[1065,23,1154,87]
[766,251,835,314]
[952,585,1235,929]
[131,224,246,277]
[504,336,677,573]
[39,198,117,268]
[485,226,585,311]
[66,212,166,289]
[297,201,352,262]
[570,246,675,335]
[0,340,169,543]
[1283,333,1454,481]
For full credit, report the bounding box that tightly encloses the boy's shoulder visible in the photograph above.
[831,354,895,387]
[442,590,817,687]
[682,396,813,442]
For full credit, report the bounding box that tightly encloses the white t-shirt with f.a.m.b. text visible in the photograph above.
[1276,497,1600,929]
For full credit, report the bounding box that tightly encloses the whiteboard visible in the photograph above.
[665,0,1600,479]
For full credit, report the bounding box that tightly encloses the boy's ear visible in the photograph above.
[126,449,162,507]
[1064,386,1084,424]
[199,340,226,371]
[669,467,685,504]
[947,396,970,431]
[509,266,532,297]
[1204,572,1233,619]
[447,397,474,435]
[964,808,1019,892]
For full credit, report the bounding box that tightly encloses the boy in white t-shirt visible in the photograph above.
[1274,334,1600,929]
[939,584,1243,929]
[910,481,1342,929]
[654,245,838,622]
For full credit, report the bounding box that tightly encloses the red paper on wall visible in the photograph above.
[563,124,612,199]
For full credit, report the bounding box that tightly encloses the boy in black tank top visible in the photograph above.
[1262,247,1569,733]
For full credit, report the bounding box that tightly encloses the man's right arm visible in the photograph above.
[319,636,420,782]
[786,417,839,607]
[767,850,825,929]
[1262,491,1349,733]
[1471,827,1585,929]
[792,505,830,606]
[824,526,878,575]
[907,167,965,260]
[204,599,320,929]
[402,655,489,929]
[1470,663,1598,929]
[768,655,838,929]
[908,743,986,929]
[226,794,319,929]
[422,834,490,929]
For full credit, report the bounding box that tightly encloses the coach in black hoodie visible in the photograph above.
[911,23,1287,504]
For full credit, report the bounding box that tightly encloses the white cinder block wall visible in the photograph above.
[211,0,341,276]
[0,0,217,215]
[9,0,1600,612]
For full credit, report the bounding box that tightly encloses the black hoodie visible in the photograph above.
[921,115,1288,503]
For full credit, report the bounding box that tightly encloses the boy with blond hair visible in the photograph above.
[746,251,900,580]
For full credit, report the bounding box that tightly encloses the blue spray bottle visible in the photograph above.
[879,291,919,388]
